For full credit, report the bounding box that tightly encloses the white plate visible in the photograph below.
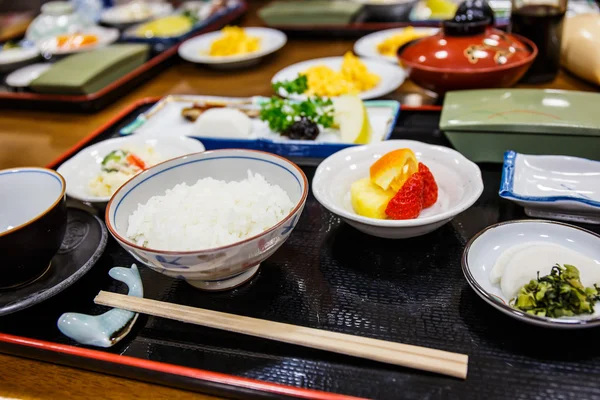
[121,95,398,146]
[312,140,483,238]
[5,63,53,88]
[499,151,600,224]
[37,27,120,56]
[100,2,173,25]
[353,27,439,64]
[57,136,205,204]
[271,56,406,100]
[0,47,39,67]
[462,220,600,329]
[178,27,287,69]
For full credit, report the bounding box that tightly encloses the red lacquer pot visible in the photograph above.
[398,16,538,94]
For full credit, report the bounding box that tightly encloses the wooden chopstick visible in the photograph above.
[95,291,468,379]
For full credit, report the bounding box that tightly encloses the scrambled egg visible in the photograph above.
[377,27,430,57]
[135,15,194,38]
[304,52,380,97]
[209,26,261,56]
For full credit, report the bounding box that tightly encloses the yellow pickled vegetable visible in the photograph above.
[303,52,381,97]
[209,26,261,56]
[135,15,193,38]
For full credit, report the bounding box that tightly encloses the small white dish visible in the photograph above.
[312,140,483,238]
[57,136,205,205]
[178,27,287,69]
[499,150,600,224]
[353,27,439,64]
[0,46,40,73]
[105,149,308,291]
[5,63,53,88]
[462,219,600,329]
[271,56,406,100]
[37,26,120,56]
[100,2,173,26]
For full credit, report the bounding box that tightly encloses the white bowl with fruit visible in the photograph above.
[312,140,484,238]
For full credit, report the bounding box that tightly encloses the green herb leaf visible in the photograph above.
[259,96,334,134]
[272,74,308,95]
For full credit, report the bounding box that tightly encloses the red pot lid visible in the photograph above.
[399,23,535,71]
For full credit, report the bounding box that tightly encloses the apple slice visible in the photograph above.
[370,148,418,192]
[332,95,372,144]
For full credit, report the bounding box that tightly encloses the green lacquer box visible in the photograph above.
[440,89,600,163]
[258,1,363,26]
[30,44,150,95]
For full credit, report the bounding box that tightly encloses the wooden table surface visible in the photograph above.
[0,2,598,399]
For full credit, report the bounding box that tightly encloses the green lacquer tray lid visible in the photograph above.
[258,1,363,26]
[30,44,149,95]
[440,89,600,137]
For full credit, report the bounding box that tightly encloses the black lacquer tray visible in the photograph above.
[0,3,246,113]
[1,99,600,400]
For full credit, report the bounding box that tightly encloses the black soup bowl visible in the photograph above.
[0,167,67,288]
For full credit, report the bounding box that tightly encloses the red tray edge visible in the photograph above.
[0,2,248,104]
[0,333,364,400]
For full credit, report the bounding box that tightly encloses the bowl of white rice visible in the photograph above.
[105,149,308,291]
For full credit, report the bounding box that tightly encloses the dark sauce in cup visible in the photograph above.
[510,4,566,84]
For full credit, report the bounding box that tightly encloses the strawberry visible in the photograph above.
[385,172,424,220]
[419,162,438,208]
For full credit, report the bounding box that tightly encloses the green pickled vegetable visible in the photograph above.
[272,74,308,95]
[510,264,600,318]
[101,149,128,172]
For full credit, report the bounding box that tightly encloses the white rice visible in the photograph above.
[126,170,295,251]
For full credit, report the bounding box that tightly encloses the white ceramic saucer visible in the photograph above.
[462,219,600,329]
[312,140,483,238]
[178,27,287,69]
[353,27,439,64]
[271,56,406,100]
[57,136,205,205]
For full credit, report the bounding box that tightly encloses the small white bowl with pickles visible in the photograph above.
[312,140,483,239]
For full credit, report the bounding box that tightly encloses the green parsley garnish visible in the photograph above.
[511,264,600,318]
[259,96,334,134]
[272,74,308,95]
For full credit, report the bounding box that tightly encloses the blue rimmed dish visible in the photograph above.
[105,149,308,291]
[119,94,401,159]
[499,150,600,224]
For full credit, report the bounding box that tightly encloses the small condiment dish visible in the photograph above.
[312,140,483,239]
[178,27,287,70]
[57,135,205,206]
[462,219,600,329]
[0,167,67,289]
[105,149,308,291]
[500,150,600,224]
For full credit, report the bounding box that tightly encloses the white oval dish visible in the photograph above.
[178,27,287,69]
[312,139,483,238]
[499,150,600,224]
[5,63,53,88]
[354,27,439,64]
[271,56,406,100]
[57,136,205,205]
[100,2,173,26]
[462,219,600,329]
[37,26,120,56]
[0,47,40,73]
[105,149,308,291]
